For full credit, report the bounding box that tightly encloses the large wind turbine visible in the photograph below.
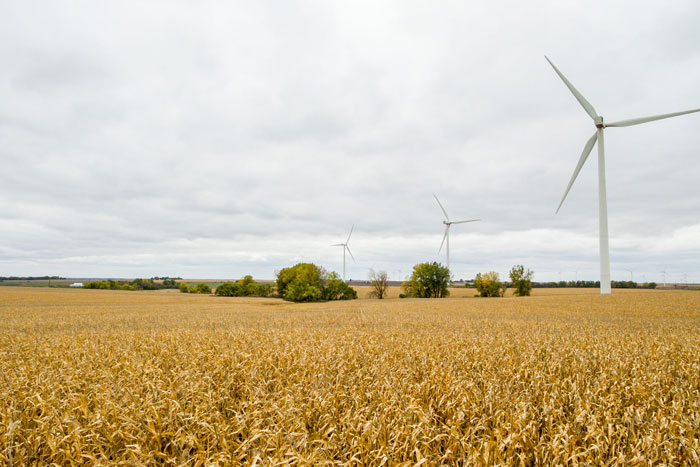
[331,225,355,281]
[434,194,480,273]
[546,56,700,295]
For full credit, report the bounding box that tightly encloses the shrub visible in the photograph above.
[401,262,450,298]
[475,272,506,297]
[509,265,534,297]
[189,283,211,294]
[215,282,244,297]
[251,282,273,297]
[179,282,189,293]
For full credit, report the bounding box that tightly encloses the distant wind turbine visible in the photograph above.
[433,194,480,273]
[546,56,700,295]
[332,225,355,281]
[624,268,633,282]
[660,267,667,288]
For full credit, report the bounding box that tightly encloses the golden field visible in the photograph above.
[1,287,699,465]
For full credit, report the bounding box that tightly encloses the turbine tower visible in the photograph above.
[546,56,700,295]
[433,194,480,273]
[331,225,355,281]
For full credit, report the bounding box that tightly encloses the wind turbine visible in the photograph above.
[660,267,667,288]
[546,56,700,295]
[433,194,480,273]
[624,268,633,282]
[331,225,355,281]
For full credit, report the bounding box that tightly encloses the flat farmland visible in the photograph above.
[1,287,699,465]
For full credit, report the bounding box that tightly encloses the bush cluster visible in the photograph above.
[532,280,656,289]
[179,283,212,294]
[276,263,357,302]
[215,276,273,297]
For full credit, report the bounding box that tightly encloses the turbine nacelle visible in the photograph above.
[594,115,604,128]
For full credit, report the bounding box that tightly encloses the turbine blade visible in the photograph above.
[331,243,344,246]
[545,56,598,120]
[556,131,598,214]
[345,245,356,262]
[433,193,450,221]
[451,219,481,224]
[605,108,700,127]
[438,226,448,253]
[346,224,354,244]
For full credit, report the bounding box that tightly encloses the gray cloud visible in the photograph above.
[1,0,699,283]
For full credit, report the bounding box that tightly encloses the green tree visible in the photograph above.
[474,272,506,297]
[276,263,324,300]
[509,265,534,297]
[238,275,256,296]
[275,263,357,302]
[321,272,358,301]
[368,269,389,299]
[402,262,450,298]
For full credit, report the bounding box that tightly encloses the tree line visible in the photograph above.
[84,278,179,290]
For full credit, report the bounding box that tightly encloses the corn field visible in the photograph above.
[1,287,699,465]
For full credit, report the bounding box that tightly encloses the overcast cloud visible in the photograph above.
[1,1,699,282]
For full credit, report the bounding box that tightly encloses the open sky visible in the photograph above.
[1,1,699,283]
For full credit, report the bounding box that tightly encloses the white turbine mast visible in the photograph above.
[331,225,355,282]
[546,56,700,295]
[433,194,480,274]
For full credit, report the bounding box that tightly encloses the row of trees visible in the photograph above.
[395,263,535,299]
[84,278,178,290]
[0,276,63,281]
[79,262,658,302]
[172,265,358,302]
[179,276,275,297]
[532,280,656,289]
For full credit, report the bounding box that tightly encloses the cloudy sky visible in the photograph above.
[1,1,699,283]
